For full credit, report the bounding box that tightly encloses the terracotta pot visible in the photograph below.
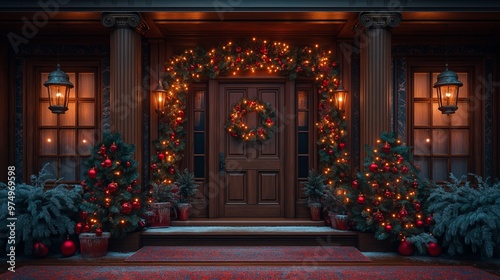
[309,204,322,221]
[149,202,172,227]
[177,203,190,221]
[79,232,110,258]
[328,211,337,229]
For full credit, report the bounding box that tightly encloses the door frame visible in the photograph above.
[207,77,296,218]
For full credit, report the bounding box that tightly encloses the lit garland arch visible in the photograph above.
[150,38,350,187]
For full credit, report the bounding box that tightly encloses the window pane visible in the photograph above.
[297,90,308,110]
[298,132,308,154]
[60,129,76,154]
[61,158,76,181]
[457,73,468,97]
[60,102,76,126]
[194,156,204,178]
[67,73,76,99]
[414,129,431,155]
[78,158,88,181]
[40,73,49,98]
[194,132,205,154]
[40,102,57,126]
[432,158,448,181]
[432,102,451,126]
[414,73,430,98]
[194,90,205,109]
[451,158,468,179]
[415,158,430,180]
[451,102,468,126]
[78,73,95,98]
[432,129,449,154]
[40,158,58,178]
[40,129,57,155]
[414,102,430,126]
[78,129,95,155]
[194,112,205,131]
[78,102,95,126]
[298,156,309,178]
[451,130,468,155]
[298,112,308,130]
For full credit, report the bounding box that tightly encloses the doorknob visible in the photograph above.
[219,152,225,173]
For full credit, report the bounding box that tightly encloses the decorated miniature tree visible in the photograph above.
[78,132,145,239]
[341,132,431,242]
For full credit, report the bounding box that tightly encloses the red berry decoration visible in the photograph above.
[412,180,419,188]
[397,155,404,164]
[108,182,118,193]
[99,144,107,154]
[352,180,359,189]
[60,238,77,257]
[369,163,378,172]
[88,168,97,179]
[75,222,83,234]
[383,142,391,153]
[158,153,165,161]
[413,201,421,212]
[126,161,131,167]
[132,200,141,210]
[151,163,157,170]
[126,185,133,192]
[339,142,346,150]
[401,165,409,174]
[357,195,365,204]
[132,179,138,186]
[398,240,414,256]
[425,215,433,226]
[328,149,334,155]
[121,202,132,214]
[110,142,117,152]
[169,166,176,175]
[83,224,91,232]
[427,242,442,257]
[391,167,398,174]
[95,228,103,237]
[383,165,391,172]
[398,207,408,220]
[33,242,49,258]
[384,190,392,198]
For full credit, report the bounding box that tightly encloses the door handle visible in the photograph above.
[219,152,225,173]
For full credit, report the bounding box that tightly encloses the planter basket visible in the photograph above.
[79,232,110,258]
[149,202,172,227]
[308,204,322,221]
[330,213,349,230]
[177,203,191,221]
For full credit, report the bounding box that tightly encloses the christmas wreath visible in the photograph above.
[225,99,276,143]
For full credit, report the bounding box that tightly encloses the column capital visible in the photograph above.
[100,12,149,34]
[359,12,401,29]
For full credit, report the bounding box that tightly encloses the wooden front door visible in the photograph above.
[217,82,285,217]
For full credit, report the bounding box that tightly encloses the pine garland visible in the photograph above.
[428,174,500,258]
[0,164,82,255]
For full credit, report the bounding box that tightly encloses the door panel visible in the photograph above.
[219,82,284,218]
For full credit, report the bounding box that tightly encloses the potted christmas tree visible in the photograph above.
[325,186,350,230]
[302,170,327,221]
[149,182,177,227]
[175,169,198,221]
[78,132,146,257]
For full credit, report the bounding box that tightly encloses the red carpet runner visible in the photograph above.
[5,265,498,279]
[125,246,372,263]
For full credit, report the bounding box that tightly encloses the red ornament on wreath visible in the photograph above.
[401,165,409,174]
[60,238,77,257]
[369,163,378,172]
[352,180,359,189]
[33,242,49,258]
[169,166,176,175]
[339,142,346,150]
[398,207,408,220]
[357,195,365,204]
[412,179,419,189]
[132,179,138,186]
[416,220,424,227]
[385,224,393,232]
[108,182,118,193]
[121,202,132,214]
[158,153,165,161]
[126,161,131,167]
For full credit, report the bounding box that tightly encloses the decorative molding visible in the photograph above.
[359,12,402,29]
[100,12,149,34]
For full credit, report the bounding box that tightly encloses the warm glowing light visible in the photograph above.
[426,138,431,143]
[47,138,52,143]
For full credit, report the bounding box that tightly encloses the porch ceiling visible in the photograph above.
[0,11,500,43]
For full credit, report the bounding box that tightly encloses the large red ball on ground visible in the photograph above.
[398,240,414,256]
[427,242,442,257]
[33,242,49,257]
[60,239,77,257]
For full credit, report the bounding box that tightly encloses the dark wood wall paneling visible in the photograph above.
[0,41,10,183]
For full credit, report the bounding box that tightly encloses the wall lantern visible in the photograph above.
[333,81,348,112]
[153,81,168,114]
[44,64,74,114]
[433,65,463,114]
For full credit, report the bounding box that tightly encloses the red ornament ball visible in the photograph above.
[352,180,359,189]
[158,153,165,161]
[339,142,346,150]
[369,163,378,172]
[132,179,138,186]
[413,202,421,212]
[110,142,117,152]
[427,242,442,257]
[383,142,391,153]
[121,202,132,214]
[138,220,146,228]
[373,211,384,222]
[75,222,83,234]
[425,215,433,226]
[60,239,77,257]
[95,228,103,237]
[104,158,112,167]
[398,240,414,256]
[328,149,334,155]
[83,224,91,232]
[126,185,133,192]
[126,161,131,167]
[416,220,424,227]
[383,165,391,172]
[391,167,398,174]
[357,195,365,204]
[401,165,409,174]
[33,242,49,258]
[385,224,393,232]
[151,163,157,170]
[88,168,97,179]
[108,182,118,193]
[80,211,88,220]
[132,200,141,210]
[412,180,419,188]
[398,207,408,219]
[99,144,107,154]
[169,166,176,175]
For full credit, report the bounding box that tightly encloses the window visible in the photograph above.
[26,62,100,183]
[411,69,471,182]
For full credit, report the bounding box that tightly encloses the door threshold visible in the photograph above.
[171,218,325,227]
